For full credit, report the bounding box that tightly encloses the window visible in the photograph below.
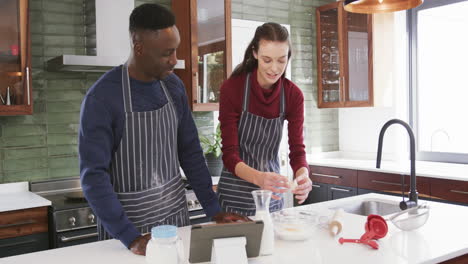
[409,0,468,163]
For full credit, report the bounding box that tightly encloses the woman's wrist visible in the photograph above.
[294,167,309,178]
[235,162,261,186]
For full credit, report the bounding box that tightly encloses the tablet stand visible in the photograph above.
[210,236,248,264]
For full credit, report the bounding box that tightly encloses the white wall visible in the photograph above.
[338,12,410,161]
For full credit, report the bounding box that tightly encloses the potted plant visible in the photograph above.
[199,123,223,176]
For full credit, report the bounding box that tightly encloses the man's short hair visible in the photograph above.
[129,3,175,33]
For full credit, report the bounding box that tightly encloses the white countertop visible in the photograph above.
[3,193,467,264]
[307,153,468,182]
[0,182,51,212]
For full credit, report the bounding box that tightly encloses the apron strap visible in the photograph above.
[279,79,285,118]
[160,80,174,105]
[242,73,251,113]
[121,63,173,112]
[122,63,133,113]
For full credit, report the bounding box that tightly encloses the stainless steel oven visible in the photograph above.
[31,178,98,249]
[31,178,211,249]
[186,189,212,225]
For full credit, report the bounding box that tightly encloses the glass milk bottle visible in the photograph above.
[252,190,274,255]
[146,225,184,264]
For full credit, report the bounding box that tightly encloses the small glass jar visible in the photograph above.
[146,225,184,264]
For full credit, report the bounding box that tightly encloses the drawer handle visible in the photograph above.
[312,184,321,188]
[60,232,98,242]
[450,190,468,195]
[0,219,36,229]
[330,187,350,192]
[0,239,37,248]
[371,180,407,187]
[189,214,207,220]
[311,173,341,179]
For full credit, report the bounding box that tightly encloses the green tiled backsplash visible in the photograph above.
[0,0,337,184]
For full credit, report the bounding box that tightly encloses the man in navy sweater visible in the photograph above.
[79,3,248,255]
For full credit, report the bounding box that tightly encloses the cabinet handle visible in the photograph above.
[312,184,321,188]
[450,190,468,195]
[371,180,407,187]
[0,239,37,248]
[0,219,36,229]
[189,214,207,221]
[26,66,30,105]
[330,187,350,192]
[311,173,341,179]
[60,232,98,242]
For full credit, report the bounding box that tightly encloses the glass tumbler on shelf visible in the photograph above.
[323,90,329,102]
[252,190,274,256]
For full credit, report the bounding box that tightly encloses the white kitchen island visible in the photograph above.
[2,193,467,264]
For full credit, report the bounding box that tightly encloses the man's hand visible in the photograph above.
[129,234,151,255]
[212,212,253,224]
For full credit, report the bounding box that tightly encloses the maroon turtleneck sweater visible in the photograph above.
[219,68,308,175]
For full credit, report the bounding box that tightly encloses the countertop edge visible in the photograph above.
[0,192,52,213]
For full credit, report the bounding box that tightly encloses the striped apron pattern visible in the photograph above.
[97,64,189,240]
[217,73,286,216]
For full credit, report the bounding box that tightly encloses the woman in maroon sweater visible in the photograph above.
[217,22,312,216]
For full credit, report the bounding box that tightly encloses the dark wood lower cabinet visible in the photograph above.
[430,178,468,204]
[301,182,328,205]
[300,183,357,205]
[327,184,357,200]
[440,254,468,264]
[308,165,467,206]
[0,232,49,258]
[309,165,357,187]
[357,170,431,198]
[0,206,49,257]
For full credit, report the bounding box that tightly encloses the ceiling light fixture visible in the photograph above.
[343,0,424,14]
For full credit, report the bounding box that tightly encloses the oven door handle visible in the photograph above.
[60,232,98,242]
[189,214,207,220]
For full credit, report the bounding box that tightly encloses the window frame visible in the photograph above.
[408,0,468,164]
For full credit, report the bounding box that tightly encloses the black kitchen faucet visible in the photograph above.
[376,119,418,210]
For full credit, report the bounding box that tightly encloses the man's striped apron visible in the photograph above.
[97,64,189,240]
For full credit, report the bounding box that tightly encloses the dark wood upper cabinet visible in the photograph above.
[316,1,373,108]
[0,0,32,115]
[172,0,232,111]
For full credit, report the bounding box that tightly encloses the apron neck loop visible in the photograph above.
[122,63,172,112]
[122,63,133,113]
[242,72,286,117]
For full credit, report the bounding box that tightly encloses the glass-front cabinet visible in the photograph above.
[316,1,373,108]
[173,0,231,111]
[0,0,32,115]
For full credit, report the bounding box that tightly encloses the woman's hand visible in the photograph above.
[292,167,312,204]
[254,171,290,200]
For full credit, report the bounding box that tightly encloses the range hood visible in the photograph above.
[47,0,184,72]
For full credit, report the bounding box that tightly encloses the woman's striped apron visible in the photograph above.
[217,73,285,216]
[97,64,189,240]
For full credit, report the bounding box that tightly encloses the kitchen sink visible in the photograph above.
[332,199,402,216]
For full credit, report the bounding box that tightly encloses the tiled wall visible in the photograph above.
[0,0,170,183]
[0,0,337,184]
